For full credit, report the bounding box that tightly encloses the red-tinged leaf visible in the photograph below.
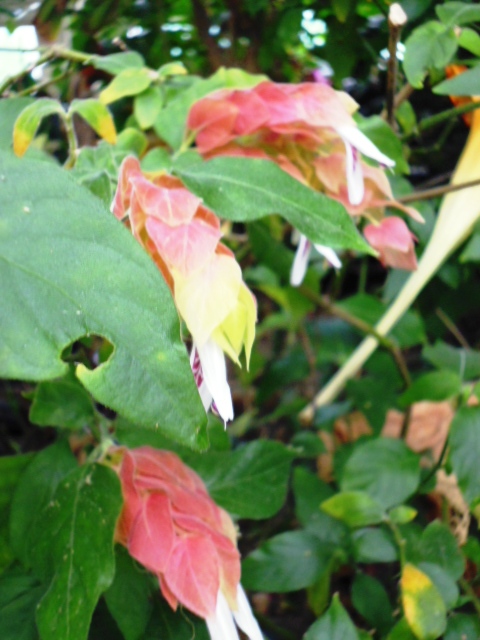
[146,216,221,276]
[69,99,117,144]
[13,99,65,157]
[129,493,175,573]
[164,536,220,619]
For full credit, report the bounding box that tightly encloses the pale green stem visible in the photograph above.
[300,112,480,423]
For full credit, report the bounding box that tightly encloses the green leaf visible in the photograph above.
[0,567,45,640]
[176,158,372,253]
[449,407,480,505]
[403,22,457,89]
[321,491,385,528]
[104,547,153,640]
[460,232,480,262]
[399,371,462,407]
[389,505,417,524]
[33,464,123,640]
[357,116,409,175]
[0,453,34,570]
[433,64,480,96]
[184,440,295,519]
[387,618,417,640]
[134,86,163,130]
[242,531,334,592]
[0,151,207,449]
[92,52,145,75]
[304,594,359,640]
[400,563,447,640]
[340,438,421,510]
[418,563,458,609]
[9,440,77,568]
[423,341,480,380]
[69,99,117,144]
[352,527,398,563]
[420,520,465,581]
[458,27,480,56]
[352,573,393,635]
[29,367,96,429]
[293,467,349,546]
[444,614,480,640]
[13,98,65,157]
[436,2,480,26]
[99,68,153,105]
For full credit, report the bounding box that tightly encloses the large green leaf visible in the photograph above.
[423,342,480,380]
[242,531,334,592]
[0,151,207,449]
[32,464,122,640]
[176,157,372,253]
[183,440,295,519]
[448,407,480,505]
[340,438,421,510]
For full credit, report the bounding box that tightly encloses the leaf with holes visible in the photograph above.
[0,151,207,449]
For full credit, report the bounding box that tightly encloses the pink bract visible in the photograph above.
[112,446,240,620]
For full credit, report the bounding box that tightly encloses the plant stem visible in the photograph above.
[0,46,94,96]
[386,4,407,128]
[64,112,78,169]
[459,578,480,617]
[299,286,411,388]
[398,176,480,204]
[403,101,480,141]
[386,517,407,568]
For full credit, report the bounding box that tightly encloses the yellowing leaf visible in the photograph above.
[13,98,65,157]
[69,99,117,144]
[400,564,446,640]
[99,67,153,105]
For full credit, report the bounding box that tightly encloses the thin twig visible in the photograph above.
[436,308,470,349]
[386,4,407,127]
[299,286,411,389]
[398,176,480,204]
[0,46,93,96]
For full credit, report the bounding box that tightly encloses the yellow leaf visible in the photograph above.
[400,564,446,640]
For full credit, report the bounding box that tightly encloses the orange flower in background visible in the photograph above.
[112,157,256,424]
[111,446,263,640]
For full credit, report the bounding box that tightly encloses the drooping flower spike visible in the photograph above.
[187,80,421,280]
[112,157,256,424]
[110,446,263,640]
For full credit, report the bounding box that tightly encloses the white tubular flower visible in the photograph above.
[207,588,264,640]
[194,339,234,426]
[290,235,342,287]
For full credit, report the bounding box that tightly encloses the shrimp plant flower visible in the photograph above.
[112,156,256,424]
[109,446,263,640]
[186,80,419,281]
